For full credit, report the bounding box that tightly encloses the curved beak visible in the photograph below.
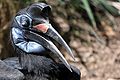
[24,30,72,72]
[33,23,75,60]
[46,24,75,60]
[25,23,75,72]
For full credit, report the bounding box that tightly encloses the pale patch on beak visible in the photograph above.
[30,23,75,72]
[33,23,49,33]
[24,30,72,72]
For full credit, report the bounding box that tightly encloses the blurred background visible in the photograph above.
[0,0,120,80]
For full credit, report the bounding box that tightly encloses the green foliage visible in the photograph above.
[21,0,119,28]
[68,0,119,43]
[92,0,119,15]
[70,0,119,27]
[19,0,120,43]
[82,0,96,28]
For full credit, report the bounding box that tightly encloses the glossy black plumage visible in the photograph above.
[4,55,80,80]
[0,3,81,80]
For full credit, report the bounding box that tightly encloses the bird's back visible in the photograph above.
[3,54,80,80]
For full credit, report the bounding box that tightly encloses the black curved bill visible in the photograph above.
[24,30,72,72]
[46,24,75,60]
[33,23,75,60]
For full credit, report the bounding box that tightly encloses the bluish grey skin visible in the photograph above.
[11,3,75,72]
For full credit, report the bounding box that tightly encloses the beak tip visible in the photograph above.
[70,68,73,72]
[67,65,72,72]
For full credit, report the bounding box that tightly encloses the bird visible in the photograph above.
[1,3,81,80]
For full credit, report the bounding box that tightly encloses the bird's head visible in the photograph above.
[14,3,74,72]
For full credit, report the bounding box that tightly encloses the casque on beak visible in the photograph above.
[24,22,75,72]
[33,23,75,60]
[23,3,75,72]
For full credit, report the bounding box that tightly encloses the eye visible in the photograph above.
[20,16,30,27]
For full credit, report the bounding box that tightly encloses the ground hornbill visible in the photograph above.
[0,3,80,80]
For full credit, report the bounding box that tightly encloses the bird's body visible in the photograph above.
[0,59,24,80]
[3,55,80,80]
[0,3,81,80]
